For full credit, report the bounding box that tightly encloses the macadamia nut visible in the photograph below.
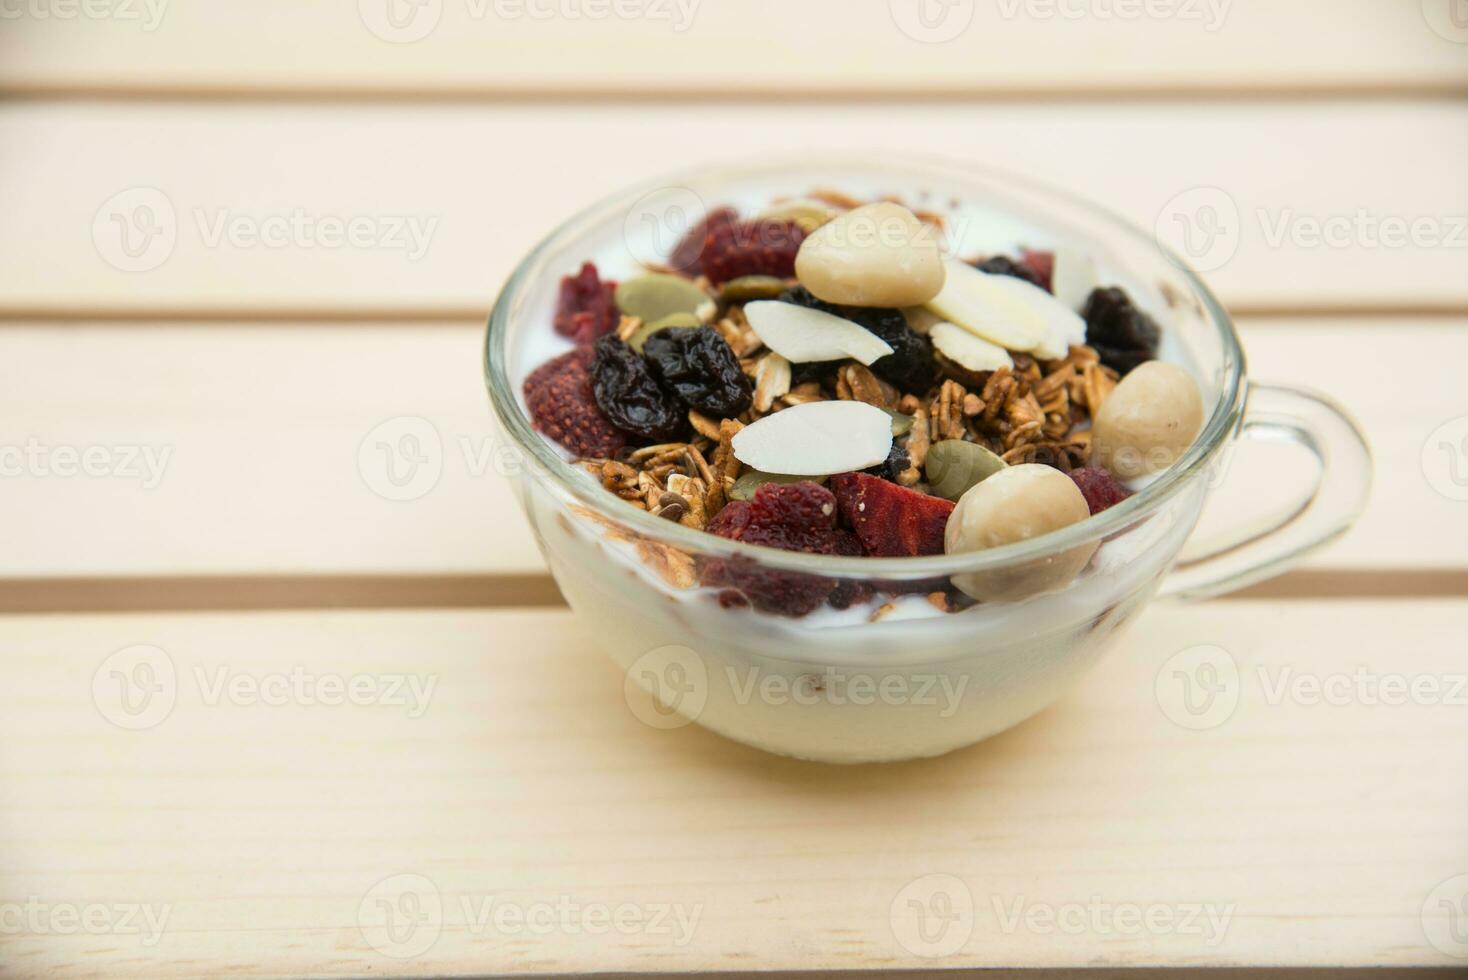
[794,202,945,308]
[1091,361,1204,479]
[944,463,1098,602]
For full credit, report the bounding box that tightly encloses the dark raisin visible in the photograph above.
[1082,287,1160,375]
[863,443,911,483]
[975,255,1042,288]
[642,326,752,419]
[589,336,687,442]
[780,286,937,393]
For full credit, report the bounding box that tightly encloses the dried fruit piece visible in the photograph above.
[743,300,894,365]
[925,258,1047,352]
[626,313,700,353]
[699,220,806,286]
[863,443,912,484]
[1083,286,1161,374]
[589,336,687,442]
[829,471,954,557]
[925,439,1007,501]
[1021,250,1055,292]
[614,273,709,325]
[523,348,626,458]
[643,326,752,419]
[930,320,1014,374]
[732,401,893,476]
[1068,465,1133,515]
[702,481,857,616]
[780,286,937,393]
[975,254,1042,288]
[554,262,618,344]
[795,202,946,308]
[669,207,737,275]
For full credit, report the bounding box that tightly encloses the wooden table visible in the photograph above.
[2,3,1466,975]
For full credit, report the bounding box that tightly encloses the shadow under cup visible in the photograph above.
[485,157,1247,764]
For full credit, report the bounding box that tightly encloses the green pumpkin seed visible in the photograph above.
[756,199,838,233]
[719,275,788,304]
[615,273,709,324]
[729,470,827,501]
[925,440,1006,501]
[626,312,701,352]
[882,409,915,437]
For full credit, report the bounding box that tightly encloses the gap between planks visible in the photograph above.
[4,569,1468,615]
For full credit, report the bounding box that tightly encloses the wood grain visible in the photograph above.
[0,319,1461,601]
[2,102,1465,317]
[0,601,1463,975]
[2,0,1464,97]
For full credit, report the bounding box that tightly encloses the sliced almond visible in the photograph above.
[987,273,1087,360]
[925,258,1047,352]
[752,352,792,413]
[930,320,1014,373]
[743,300,893,366]
[731,400,893,476]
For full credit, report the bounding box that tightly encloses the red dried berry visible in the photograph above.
[1068,466,1133,515]
[698,220,806,286]
[1022,250,1055,292]
[553,262,618,344]
[523,348,625,458]
[829,472,955,558]
[669,207,738,275]
[700,482,857,617]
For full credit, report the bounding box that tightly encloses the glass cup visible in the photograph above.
[485,158,1371,763]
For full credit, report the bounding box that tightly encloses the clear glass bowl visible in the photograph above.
[485,157,1371,763]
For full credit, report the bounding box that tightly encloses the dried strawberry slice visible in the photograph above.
[829,472,955,558]
[1068,466,1133,515]
[698,220,806,286]
[523,348,625,459]
[553,262,618,344]
[669,207,738,275]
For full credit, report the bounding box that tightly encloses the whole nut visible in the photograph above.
[944,463,1098,602]
[1091,361,1204,479]
[794,202,945,308]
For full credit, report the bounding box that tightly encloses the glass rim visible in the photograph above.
[484,153,1246,579]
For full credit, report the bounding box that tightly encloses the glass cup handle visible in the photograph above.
[1158,382,1372,601]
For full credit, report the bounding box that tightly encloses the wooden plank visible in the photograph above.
[2,102,1465,316]
[0,600,1463,975]
[2,0,1465,96]
[0,319,1460,602]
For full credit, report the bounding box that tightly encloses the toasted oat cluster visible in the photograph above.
[524,192,1197,615]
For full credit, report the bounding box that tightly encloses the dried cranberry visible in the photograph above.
[975,255,1042,288]
[669,207,738,275]
[523,348,625,458]
[588,336,687,442]
[829,472,954,558]
[1068,466,1133,515]
[1021,250,1055,292]
[553,262,618,344]
[699,220,805,286]
[780,286,937,394]
[1083,287,1160,375]
[642,326,752,419]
